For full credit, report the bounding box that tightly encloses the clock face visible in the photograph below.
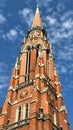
[20,91,28,98]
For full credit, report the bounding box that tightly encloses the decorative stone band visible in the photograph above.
[35,74,46,79]
[30,100,38,104]
[18,80,33,89]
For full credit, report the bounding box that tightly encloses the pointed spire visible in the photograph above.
[32,5,43,29]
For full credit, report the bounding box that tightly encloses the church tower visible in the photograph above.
[0,6,70,130]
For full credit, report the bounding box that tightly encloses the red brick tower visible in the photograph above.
[0,6,70,130]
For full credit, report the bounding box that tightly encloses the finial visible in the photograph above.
[23,37,25,43]
[54,66,57,76]
[36,4,39,14]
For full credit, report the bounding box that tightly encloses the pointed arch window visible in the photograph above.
[36,44,42,58]
[18,106,22,122]
[24,103,29,119]
[47,49,49,77]
[25,47,30,81]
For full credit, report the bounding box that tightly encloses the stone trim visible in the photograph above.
[30,100,37,104]
[18,80,33,89]
[37,63,45,67]
[13,75,19,79]
[59,105,67,112]
[57,93,62,98]
[64,119,67,124]
[8,87,16,91]
[54,81,61,86]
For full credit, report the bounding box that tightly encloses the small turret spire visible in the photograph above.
[15,57,19,70]
[32,5,43,29]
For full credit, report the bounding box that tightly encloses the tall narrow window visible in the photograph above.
[25,48,30,81]
[38,45,41,57]
[39,108,44,119]
[18,106,21,122]
[25,103,29,119]
[36,45,39,58]
[60,127,63,130]
[47,49,49,77]
[53,111,57,125]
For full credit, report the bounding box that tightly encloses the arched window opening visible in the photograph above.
[47,49,49,59]
[7,119,10,125]
[18,106,22,122]
[39,108,44,119]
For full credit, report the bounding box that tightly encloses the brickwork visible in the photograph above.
[0,6,70,130]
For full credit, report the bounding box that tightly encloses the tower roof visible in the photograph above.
[32,5,43,29]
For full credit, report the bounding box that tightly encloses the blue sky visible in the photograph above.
[0,0,73,129]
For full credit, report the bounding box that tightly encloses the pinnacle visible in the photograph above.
[15,57,19,70]
[32,6,43,29]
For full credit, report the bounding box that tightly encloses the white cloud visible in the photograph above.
[0,62,9,90]
[0,76,9,83]
[46,16,57,25]
[0,14,6,24]
[60,11,73,22]
[56,64,67,74]
[46,11,73,43]
[1,25,25,41]
[37,0,52,7]
[3,29,18,41]
[19,8,34,27]
[0,76,9,90]
[0,63,8,73]
[15,25,24,37]
[62,19,73,29]
[60,66,67,73]
[58,50,73,61]
[0,0,6,7]
[0,84,7,90]
[56,2,65,12]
